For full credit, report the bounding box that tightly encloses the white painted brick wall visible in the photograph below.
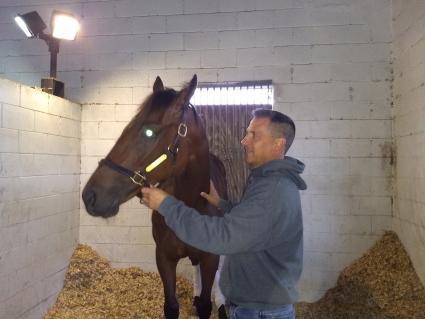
[0,0,396,309]
[392,0,425,289]
[0,79,81,319]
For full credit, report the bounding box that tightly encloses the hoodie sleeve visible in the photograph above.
[218,198,234,213]
[158,176,286,255]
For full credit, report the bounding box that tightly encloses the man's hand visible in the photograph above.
[200,180,221,208]
[141,187,169,210]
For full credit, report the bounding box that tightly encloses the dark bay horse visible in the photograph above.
[82,75,227,319]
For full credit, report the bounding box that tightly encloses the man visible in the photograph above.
[141,109,306,319]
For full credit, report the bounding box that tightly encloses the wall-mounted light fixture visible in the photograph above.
[15,10,79,97]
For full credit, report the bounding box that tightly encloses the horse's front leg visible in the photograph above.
[196,253,219,319]
[156,247,179,319]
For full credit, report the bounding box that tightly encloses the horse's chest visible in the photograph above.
[151,211,187,255]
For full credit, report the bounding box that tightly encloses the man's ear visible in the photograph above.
[273,137,286,155]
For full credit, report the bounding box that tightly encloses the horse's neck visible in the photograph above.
[174,151,210,213]
[172,112,210,212]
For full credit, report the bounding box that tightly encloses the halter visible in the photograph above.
[98,103,192,188]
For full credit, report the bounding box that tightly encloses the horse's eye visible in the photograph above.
[145,129,154,137]
[142,127,156,138]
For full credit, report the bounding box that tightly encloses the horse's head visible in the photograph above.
[82,75,207,217]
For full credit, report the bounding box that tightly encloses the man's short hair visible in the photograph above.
[252,108,296,153]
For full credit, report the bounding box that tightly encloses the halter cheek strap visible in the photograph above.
[165,110,188,163]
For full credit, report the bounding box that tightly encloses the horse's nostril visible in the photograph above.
[83,189,96,208]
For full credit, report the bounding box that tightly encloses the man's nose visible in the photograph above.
[241,136,248,145]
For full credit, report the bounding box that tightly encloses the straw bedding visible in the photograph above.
[43,245,198,319]
[296,231,425,319]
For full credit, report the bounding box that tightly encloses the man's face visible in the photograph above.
[241,117,282,168]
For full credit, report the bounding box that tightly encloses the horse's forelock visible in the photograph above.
[132,88,201,131]
[137,88,178,115]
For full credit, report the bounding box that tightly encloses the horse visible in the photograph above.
[82,75,228,319]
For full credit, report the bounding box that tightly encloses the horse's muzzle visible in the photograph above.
[82,187,119,217]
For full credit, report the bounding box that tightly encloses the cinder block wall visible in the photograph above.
[0,79,81,318]
[0,0,395,304]
[392,1,425,285]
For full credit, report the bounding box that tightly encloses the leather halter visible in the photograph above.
[98,103,192,188]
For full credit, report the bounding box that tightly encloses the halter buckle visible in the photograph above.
[168,145,179,154]
[130,171,147,186]
[178,123,187,137]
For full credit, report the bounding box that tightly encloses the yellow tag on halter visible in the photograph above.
[145,154,168,173]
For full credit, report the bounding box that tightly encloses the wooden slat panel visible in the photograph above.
[196,104,271,201]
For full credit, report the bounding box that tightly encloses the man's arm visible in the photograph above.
[141,179,283,255]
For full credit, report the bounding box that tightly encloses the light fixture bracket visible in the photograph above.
[41,78,64,97]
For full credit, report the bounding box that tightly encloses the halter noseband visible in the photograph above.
[98,103,192,187]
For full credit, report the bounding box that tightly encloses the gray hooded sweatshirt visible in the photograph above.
[158,156,307,310]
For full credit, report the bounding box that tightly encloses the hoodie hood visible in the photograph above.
[251,156,307,190]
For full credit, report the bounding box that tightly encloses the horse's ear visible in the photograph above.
[163,75,197,124]
[187,74,197,99]
[179,74,197,103]
[153,76,164,92]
